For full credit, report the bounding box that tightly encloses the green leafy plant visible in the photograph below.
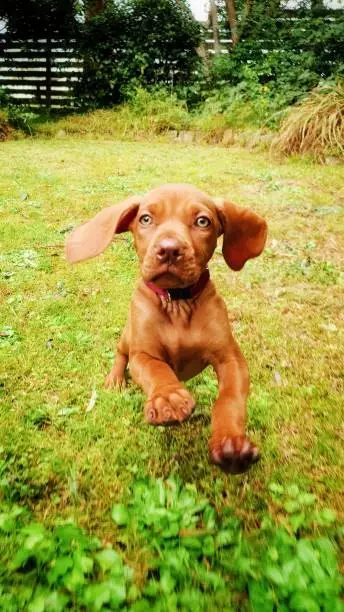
[0,512,135,611]
[6,106,37,136]
[75,0,201,108]
[110,478,344,611]
[0,479,343,610]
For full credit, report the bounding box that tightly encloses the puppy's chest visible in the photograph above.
[160,314,208,380]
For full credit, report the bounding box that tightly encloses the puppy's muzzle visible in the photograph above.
[155,237,184,266]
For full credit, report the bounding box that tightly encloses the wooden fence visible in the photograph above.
[0,30,233,108]
[0,35,82,108]
[0,33,227,108]
[0,14,341,109]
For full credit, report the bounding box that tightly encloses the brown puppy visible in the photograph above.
[66,184,267,474]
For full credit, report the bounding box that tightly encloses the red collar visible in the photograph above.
[145,269,210,302]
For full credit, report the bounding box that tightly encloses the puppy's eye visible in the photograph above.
[195,216,211,228]
[139,214,153,226]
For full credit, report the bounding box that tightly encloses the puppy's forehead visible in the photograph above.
[141,183,215,210]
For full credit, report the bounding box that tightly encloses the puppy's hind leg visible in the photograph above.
[104,325,129,390]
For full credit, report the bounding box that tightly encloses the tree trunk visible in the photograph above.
[85,0,107,20]
[209,0,221,55]
[225,0,240,46]
[311,0,326,14]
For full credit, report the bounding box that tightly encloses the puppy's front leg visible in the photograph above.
[209,344,259,474]
[130,352,195,425]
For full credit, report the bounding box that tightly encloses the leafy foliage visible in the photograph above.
[5,107,37,136]
[200,4,344,122]
[0,512,132,611]
[0,0,78,39]
[1,478,342,610]
[75,0,201,108]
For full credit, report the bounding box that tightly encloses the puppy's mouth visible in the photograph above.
[147,264,199,288]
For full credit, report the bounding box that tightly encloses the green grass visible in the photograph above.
[23,88,274,150]
[0,138,343,609]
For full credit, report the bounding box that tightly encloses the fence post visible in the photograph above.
[46,37,52,110]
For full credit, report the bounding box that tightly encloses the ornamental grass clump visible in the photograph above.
[272,81,344,160]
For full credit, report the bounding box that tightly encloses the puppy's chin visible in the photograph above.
[150,273,188,289]
[142,266,200,289]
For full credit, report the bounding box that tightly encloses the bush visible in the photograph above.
[195,68,276,129]
[272,81,344,160]
[124,88,190,132]
[6,106,37,135]
[75,0,201,108]
[0,87,42,137]
[199,8,344,123]
[0,90,31,140]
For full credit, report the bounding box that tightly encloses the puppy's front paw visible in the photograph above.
[104,371,126,390]
[145,388,195,425]
[209,435,259,474]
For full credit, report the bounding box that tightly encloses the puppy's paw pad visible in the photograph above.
[209,436,259,474]
[145,389,195,425]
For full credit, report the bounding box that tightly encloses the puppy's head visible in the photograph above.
[66,184,267,288]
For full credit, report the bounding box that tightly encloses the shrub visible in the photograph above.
[6,106,37,135]
[75,0,201,108]
[200,7,344,122]
[123,87,190,132]
[272,81,344,160]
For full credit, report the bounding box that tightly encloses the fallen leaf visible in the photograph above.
[86,387,97,413]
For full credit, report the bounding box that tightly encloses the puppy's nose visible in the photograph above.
[156,238,182,264]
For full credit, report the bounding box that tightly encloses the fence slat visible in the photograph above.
[0,66,80,81]
[2,50,78,58]
[9,88,73,97]
[0,38,81,107]
[0,59,83,68]
[10,99,74,108]
[0,77,78,85]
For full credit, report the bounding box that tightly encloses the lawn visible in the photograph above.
[0,138,343,609]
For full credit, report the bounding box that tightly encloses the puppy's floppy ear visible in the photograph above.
[214,198,267,271]
[65,196,141,263]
